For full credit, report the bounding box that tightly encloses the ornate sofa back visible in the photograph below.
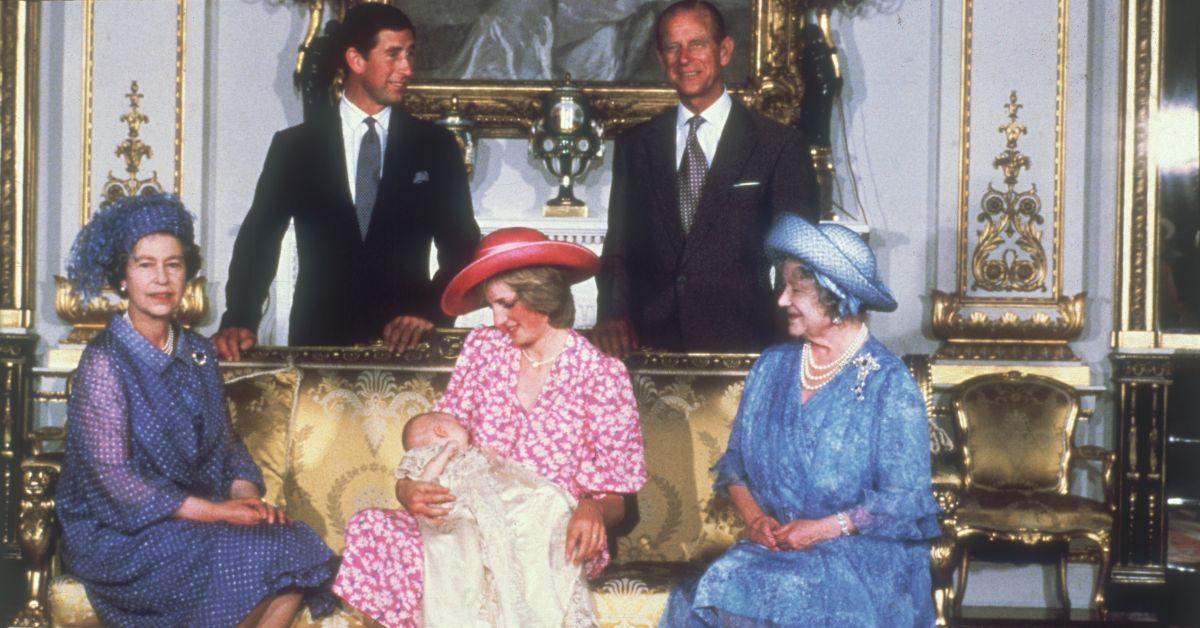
[222,341,754,563]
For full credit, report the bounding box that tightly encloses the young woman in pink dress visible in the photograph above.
[334,228,648,627]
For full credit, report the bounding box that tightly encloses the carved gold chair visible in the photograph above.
[944,371,1115,615]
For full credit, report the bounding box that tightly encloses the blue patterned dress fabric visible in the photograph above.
[660,336,940,627]
[56,315,336,627]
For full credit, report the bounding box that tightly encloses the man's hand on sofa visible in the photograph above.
[382,315,434,353]
[394,478,455,524]
[212,326,257,362]
[594,317,639,358]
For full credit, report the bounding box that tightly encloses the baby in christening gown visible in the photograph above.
[397,412,596,628]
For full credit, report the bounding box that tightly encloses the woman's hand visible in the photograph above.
[747,514,782,550]
[225,479,289,524]
[216,498,289,525]
[776,516,841,550]
[228,478,260,500]
[565,499,607,565]
[175,496,287,525]
[394,478,455,524]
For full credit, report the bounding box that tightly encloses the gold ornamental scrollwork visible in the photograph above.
[102,81,162,205]
[932,290,1084,341]
[58,81,211,340]
[55,276,209,344]
[971,92,1048,293]
[931,290,1085,361]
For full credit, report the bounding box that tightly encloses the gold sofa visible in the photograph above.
[14,332,762,627]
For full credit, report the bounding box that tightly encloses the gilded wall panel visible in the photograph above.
[50,0,202,342]
[79,0,186,224]
[933,0,1090,364]
[0,1,38,328]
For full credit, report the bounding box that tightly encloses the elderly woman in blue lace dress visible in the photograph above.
[56,194,335,627]
[661,215,940,627]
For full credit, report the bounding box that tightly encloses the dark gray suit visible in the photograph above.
[598,99,819,352]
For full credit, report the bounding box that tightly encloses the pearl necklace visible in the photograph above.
[162,323,175,355]
[800,324,868,391]
[125,312,174,355]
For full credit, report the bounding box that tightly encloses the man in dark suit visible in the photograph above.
[214,4,480,360]
[595,0,819,356]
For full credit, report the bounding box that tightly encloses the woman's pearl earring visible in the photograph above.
[119,281,127,293]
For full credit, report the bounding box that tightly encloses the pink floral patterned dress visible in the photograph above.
[334,327,647,627]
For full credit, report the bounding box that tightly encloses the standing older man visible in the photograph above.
[215,3,479,360]
[596,0,818,356]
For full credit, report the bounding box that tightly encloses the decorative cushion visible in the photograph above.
[48,575,101,627]
[224,367,299,504]
[955,489,1113,535]
[616,373,745,565]
[593,561,701,627]
[284,367,448,552]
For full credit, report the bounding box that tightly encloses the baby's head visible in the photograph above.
[402,412,469,450]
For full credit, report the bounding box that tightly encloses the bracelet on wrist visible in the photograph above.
[835,512,851,536]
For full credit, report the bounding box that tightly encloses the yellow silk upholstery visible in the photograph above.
[224,367,299,504]
[944,371,1115,615]
[592,562,703,627]
[47,576,101,627]
[285,368,448,553]
[616,374,743,565]
[954,490,1113,534]
[43,356,746,626]
[956,377,1076,493]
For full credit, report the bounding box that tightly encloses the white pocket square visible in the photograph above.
[413,171,430,184]
[732,180,761,188]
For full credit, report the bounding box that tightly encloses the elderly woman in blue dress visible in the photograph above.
[661,215,941,627]
[56,194,335,627]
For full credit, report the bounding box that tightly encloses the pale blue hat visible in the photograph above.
[765,214,897,312]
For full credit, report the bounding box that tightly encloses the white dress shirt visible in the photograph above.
[674,90,732,170]
[340,97,391,200]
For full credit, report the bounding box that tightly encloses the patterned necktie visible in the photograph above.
[354,117,381,240]
[678,115,707,235]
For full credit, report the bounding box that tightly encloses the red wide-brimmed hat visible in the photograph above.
[441,227,600,316]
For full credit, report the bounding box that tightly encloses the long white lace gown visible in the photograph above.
[396,446,597,627]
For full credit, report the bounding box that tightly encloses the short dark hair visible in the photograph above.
[338,3,415,72]
[654,0,728,51]
[105,232,203,292]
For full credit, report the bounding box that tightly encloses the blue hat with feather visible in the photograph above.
[765,214,897,313]
[66,193,195,301]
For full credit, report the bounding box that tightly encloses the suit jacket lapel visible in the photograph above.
[648,111,685,262]
[318,110,354,209]
[380,107,412,195]
[681,101,757,264]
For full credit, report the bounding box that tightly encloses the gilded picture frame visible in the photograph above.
[300,0,805,138]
